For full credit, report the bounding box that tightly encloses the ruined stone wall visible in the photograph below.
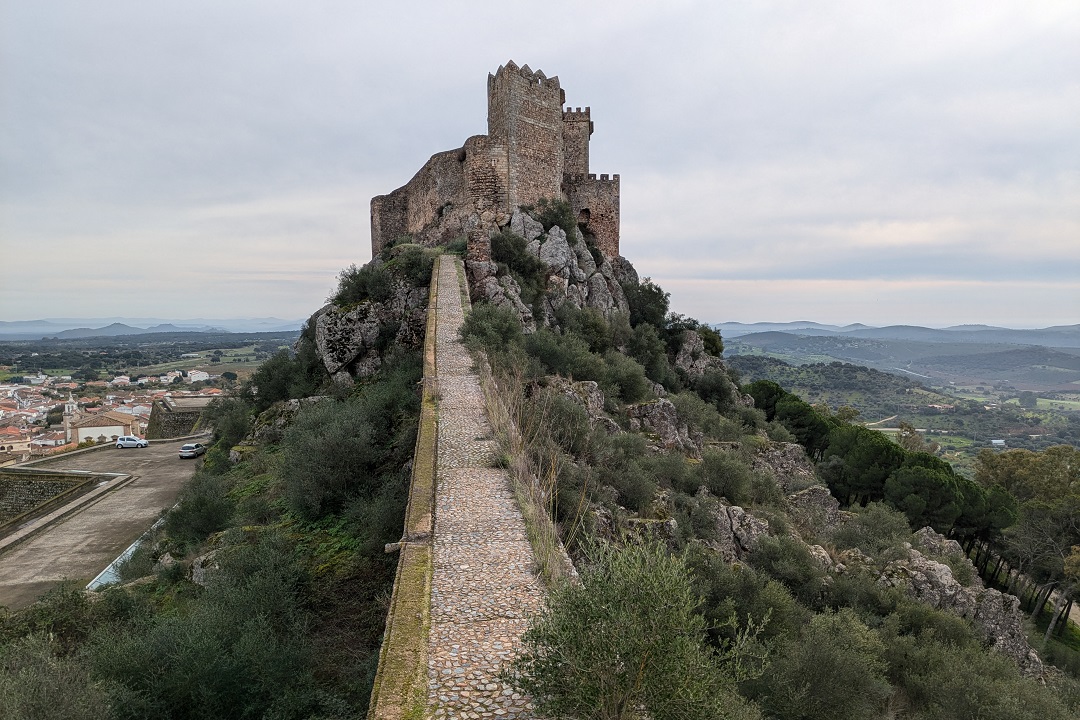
[370,189,410,257]
[371,149,467,255]
[463,135,508,222]
[146,403,202,439]
[562,107,591,176]
[0,474,85,522]
[487,63,564,210]
[565,173,620,257]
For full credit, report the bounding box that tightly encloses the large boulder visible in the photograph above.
[625,398,701,455]
[787,485,851,531]
[509,209,544,242]
[313,276,427,381]
[700,489,770,562]
[751,441,818,493]
[673,330,724,379]
[544,376,621,435]
[879,545,1044,677]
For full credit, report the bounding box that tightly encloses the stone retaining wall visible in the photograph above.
[0,473,88,523]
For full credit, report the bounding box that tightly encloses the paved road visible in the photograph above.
[0,439,204,610]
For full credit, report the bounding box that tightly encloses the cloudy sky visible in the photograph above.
[2,1,1078,328]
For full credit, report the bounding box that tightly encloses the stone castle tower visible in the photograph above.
[370,61,620,258]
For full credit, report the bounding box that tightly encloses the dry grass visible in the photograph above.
[476,361,577,588]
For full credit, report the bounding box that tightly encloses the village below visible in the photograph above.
[0,331,297,464]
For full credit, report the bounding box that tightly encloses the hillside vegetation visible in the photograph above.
[2,206,1078,719]
[0,263,427,718]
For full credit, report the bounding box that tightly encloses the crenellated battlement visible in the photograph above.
[488,60,561,91]
[372,62,619,257]
[563,106,591,121]
[565,172,620,184]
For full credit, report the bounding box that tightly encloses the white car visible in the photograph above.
[116,435,148,449]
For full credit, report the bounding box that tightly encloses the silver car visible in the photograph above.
[116,435,148,449]
[178,443,206,459]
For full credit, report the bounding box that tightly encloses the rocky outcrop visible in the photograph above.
[545,376,620,434]
[312,272,428,383]
[751,442,818,493]
[472,272,535,330]
[190,550,220,587]
[879,541,1044,677]
[673,330,724,379]
[700,489,770,562]
[248,397,327,446]
[626,398,701,455]
[787,485,851,531]
[470,211,631,329]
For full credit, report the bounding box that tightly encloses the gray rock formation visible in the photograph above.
[509,210,544,242]
[190,550,220,587]
[787,485,851,531]
[312,275,427,382]
[474,213,632,327]
[673,330,724,379]
[544,376,620,434]
[879,542,1044,677]
[248,397,327,446]
[626,397,701,455]
[751,442,818,494]
[702,491,770,562]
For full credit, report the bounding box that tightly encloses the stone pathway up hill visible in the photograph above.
[426,255,543,719]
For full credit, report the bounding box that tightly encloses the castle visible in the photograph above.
[370,61,620,258]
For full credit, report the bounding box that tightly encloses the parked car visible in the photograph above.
[116,435,148,449]
[178,443,206,459]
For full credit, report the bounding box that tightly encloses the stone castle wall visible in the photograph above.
[562,107,591,176]
[565,173,621,258]
[370,61,619,259]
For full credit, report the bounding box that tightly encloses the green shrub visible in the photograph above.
[526,197,578,239]
[0,634,110,720]
[627,323,679,389]
[87,533,318,720]
[460,303,523,354]
[696,450,754,505]
[525,329,605,383]
[383,243,437,286]
[749,609,890,720]
[829,501,912,558]
[331,263,393,306]
[686,543,808,646]
[670,391,743,441]
[600,350,650,403]
[490,228,548,306]
[880,627,1074,719]
[279,401,382,520]
[278,358,419,521]
[749,535,829,607]
[555,305,613,353]
[509,542,761,720]
[622,277,670,330]
[165,472,235,547]
[249,349,324,413]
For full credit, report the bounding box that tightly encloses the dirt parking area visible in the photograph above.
[0,438,205,610]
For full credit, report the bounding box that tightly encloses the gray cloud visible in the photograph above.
[2,0,1077,325]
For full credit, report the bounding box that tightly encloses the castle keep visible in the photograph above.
[370,61,620,257]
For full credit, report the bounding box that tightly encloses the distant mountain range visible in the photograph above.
[718,322,1080,391]
[0,317,305,340]
[715,322,1080,348]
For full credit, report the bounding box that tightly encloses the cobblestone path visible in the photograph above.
[427,255,542,719]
